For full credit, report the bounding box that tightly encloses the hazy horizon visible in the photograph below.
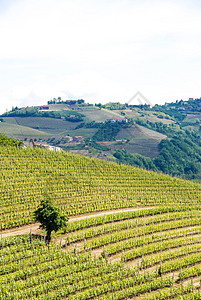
[1,0,201,114]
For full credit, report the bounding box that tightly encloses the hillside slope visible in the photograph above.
[114,124,166,158]
[2,99,201,181]
[1,103,169,158]
[0,121,51,139]
[0,145,200,230]
[1,145,201,298]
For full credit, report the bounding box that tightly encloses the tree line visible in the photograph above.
[114,130,201,180]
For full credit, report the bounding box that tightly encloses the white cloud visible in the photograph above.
[0,0,201,114]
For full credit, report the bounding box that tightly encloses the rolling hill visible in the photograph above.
[2,98,201,181]
[0,102,170,158]
[1,142,201,298]
[0,122,51,139]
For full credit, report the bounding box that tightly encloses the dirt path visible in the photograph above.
[0,206,153,239]
[0,223,41,238]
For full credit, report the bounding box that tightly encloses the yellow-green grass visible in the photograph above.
[0,122,51,139]
[3,117,98,139]
[63,127,98,138]
[3,117,80,134]
[81,108,125,123]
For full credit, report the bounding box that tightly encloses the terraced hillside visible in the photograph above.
[1,206,201,299]
[1,145,201,299]
[1,145,200,230]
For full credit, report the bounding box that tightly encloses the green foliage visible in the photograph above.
[75,121,102,130]
[85,121,102,128]
[90,141,110,151]
[153,98,201,122]
[61,144,86,151]
[113,150,157,171]
[154,106,186,122]
[34,196,68,242]
[114,131,201,179]
[1,106,87,125]
[1,107,62,119]
[93,122,121,141]
[63,110,84,122]
[47,98,85,105]
[154,131,201,177]
[85,139,110,151]
[134,118,181,137]
[0,133,23,147]
[65,115,83,122]
[99,102,127,110]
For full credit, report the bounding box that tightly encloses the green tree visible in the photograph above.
[0,133,23,147]
[34,196,68,243]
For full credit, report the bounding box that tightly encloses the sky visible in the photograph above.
[0,0,201,114]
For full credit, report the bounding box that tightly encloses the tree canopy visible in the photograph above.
[0,133,23,147]
[34,196,68,243]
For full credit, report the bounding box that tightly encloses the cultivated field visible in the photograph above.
[0,122,51,139]
[110,125,166,158]
[1,145,201,299]
[2,116,99,142]
[80,108,125,123]
[3,117,80,134]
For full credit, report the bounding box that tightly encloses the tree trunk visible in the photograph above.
[46,230,51,244]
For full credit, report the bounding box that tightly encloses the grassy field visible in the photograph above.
[1,145,201,298]
[2,116,98,140]
[3,117,80,134]
[80,108,124,122]
[0,122,51,139]
[63,127,98,138]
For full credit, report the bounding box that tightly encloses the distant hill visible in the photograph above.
[0,122,51,139]
[1,97,201,181]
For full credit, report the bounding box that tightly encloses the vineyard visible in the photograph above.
[1,145,201,298]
